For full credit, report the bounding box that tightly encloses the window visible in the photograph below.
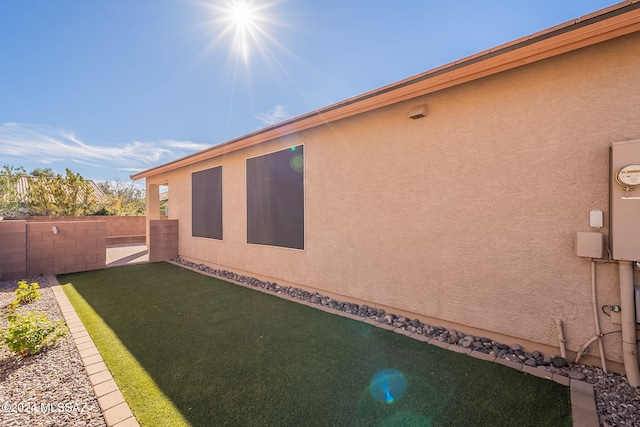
[159,185,169,217]
[246,146,304,249]
[192,166,222,240]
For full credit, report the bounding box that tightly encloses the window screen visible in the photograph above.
[192,166,222,240]
[246,146,304,249]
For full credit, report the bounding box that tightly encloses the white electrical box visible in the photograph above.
[576,232,603,258]
[590,209,603,228]
[611,309,622,325]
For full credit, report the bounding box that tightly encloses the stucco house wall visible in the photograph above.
[139,13,640,370]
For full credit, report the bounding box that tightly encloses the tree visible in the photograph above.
[94,179,145,216]
[0,165,27,216]
[3,166,143,217]
[30,168,55,178]
[26,169,96,216]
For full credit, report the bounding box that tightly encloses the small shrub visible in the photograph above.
[1,312,67,356]
[8,281,40,309]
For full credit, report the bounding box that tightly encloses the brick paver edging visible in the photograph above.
[170,261,600,427]
[48,276,140,427]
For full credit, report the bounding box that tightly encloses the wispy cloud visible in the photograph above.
[256,104,291,126]
[0,123,210,175]
[162,140,211,151]
[118,167,147,172]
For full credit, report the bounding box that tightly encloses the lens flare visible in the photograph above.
[355,322,373,338]
[290,153,303,172]
[369,369,407,404]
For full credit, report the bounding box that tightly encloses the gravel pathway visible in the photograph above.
[0,277,106,427]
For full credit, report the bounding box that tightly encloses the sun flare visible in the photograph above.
[228,1,256,61]
[200,0,286,65]
[230,2,254,27]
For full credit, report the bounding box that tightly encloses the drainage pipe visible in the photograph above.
[619,260,640,387]
[555,319,567,359]
[591,260,608,373]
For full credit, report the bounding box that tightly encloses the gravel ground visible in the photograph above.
[0,277,106,427]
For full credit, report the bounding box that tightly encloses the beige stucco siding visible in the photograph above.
[148,32,640,366]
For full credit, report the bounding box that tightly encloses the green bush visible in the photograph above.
[8,281,40,309]
[2,312,67,356]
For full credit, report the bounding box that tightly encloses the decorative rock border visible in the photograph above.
[49,276,139,427]
[172,257,600,427]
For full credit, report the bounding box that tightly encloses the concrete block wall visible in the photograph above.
[26,221,106,275]
[149,220,178,262]
[5,216,145,238]
[0,220,27,280]
[101,216,145,237]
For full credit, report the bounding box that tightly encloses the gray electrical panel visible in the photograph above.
[611,140,640,261]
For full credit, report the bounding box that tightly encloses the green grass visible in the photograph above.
[59,263,571,427]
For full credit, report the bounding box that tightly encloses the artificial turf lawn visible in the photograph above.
[59,263,571,427]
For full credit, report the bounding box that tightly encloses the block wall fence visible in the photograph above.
[148,220,178,263]
[7,216,146,244]
[0,220,27,280]
[0,216,155,280]
[27,221,107,276]
[0,220,106,279]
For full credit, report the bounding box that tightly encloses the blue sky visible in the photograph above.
[0,0,618,183]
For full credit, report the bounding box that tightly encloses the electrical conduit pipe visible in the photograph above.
[619,260,640,387]
[591,260,608,373]
[574,260,608,371]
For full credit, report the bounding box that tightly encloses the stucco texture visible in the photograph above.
[146,32,640,367]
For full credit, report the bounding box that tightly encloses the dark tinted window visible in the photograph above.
[246,146,304,249]
[192,166,223,240]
